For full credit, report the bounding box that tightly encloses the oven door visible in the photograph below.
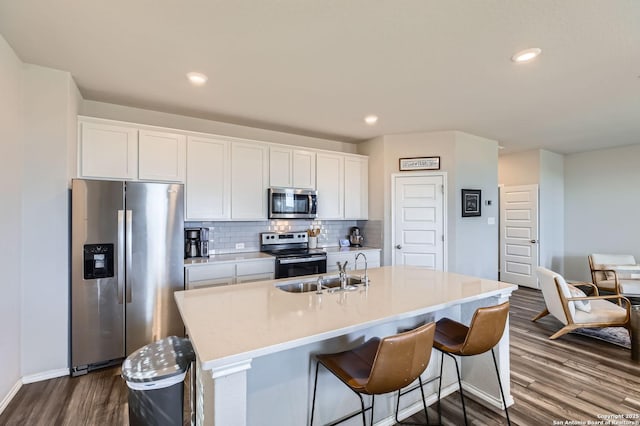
[275,256,327,279]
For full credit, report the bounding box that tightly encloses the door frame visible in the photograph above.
[390,172,448,270]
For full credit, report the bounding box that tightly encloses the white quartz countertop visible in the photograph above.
[184,252,274,266]
[320,246,380,253]
[175,265,516,371]
[183,247,380,267]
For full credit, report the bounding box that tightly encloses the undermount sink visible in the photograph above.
[276,275,363,293]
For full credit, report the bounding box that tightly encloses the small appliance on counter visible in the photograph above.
[349,227,364,247]
[184,228,209,258]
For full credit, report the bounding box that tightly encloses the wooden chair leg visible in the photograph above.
[531,308,549,322]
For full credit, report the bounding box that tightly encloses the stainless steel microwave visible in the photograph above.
[268,188,318,219]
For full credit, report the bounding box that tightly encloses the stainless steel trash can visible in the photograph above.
[122,336,195,426]
[631,305,640,362]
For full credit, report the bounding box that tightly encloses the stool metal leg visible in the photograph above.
[310,361,321,426]
[394,376,431,425]
[446,352,468,426]
[437,351,444,425]
[369,395,374,426]
[491,349,511,426]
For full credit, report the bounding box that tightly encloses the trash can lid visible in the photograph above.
[122,336,195,383]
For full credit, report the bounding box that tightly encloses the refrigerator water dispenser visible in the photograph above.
[83,244,114,279]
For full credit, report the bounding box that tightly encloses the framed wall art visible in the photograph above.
[399,156,440,171]
[461,189,481,217]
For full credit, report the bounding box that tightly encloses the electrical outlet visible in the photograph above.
[235,243,245,250]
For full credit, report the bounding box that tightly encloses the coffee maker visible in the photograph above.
[185,228,209,258]
[349,227,364,247]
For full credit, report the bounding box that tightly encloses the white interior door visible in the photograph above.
[392,174,445,269]
[499,184,539,288]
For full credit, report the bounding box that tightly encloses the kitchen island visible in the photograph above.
[174,265,517,426]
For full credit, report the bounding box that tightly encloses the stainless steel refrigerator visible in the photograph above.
[70,179,184,376]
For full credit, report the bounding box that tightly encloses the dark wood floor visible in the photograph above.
[1,288,638,425]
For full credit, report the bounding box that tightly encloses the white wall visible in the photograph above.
[358,131,500,279]
[359,131,456,266]
[453,132,500,279]
[539,150,564,273]
[564,144,640,281]
[20,65,79,378]
[0,33,24,411]
[81,100,357,154]
[497,150,540,185]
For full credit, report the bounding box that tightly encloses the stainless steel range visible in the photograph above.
[260,232,327,278]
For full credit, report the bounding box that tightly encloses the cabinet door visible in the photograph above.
[293,150,316,189]
[316,153,344,219]
[79,121,138,180]
[326,253,355,273]
[235,273,274,284]
[138,130,186,182]
[344,156,368,219]
[269,147,293,187]
[186,263,235,290]
[187,277,234,290]
[186,136,231,220]
[231,142,268,220]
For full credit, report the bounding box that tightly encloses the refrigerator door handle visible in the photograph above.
[126,209,133,303]
[117,210,125,304]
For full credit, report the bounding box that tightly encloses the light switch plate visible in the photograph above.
[235,243,245,249]
[487,217,495,225]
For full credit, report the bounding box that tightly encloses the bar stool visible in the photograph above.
[433,301,511,426]
[310,322,436,426]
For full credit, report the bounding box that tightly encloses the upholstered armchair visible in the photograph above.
[588,253,640,297]
[534,267,631,340]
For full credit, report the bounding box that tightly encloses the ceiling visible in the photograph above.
[1,1,638,154]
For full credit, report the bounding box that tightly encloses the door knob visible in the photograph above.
[530,239,538,243]
[396,244,402,249]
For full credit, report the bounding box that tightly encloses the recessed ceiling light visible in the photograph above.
[186,72,208,86]
[364,115,378,125]
[511,48,542,63]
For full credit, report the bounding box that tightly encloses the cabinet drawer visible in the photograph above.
[236,260,274,276]
[187,278,233,290]
[187,263,235,282]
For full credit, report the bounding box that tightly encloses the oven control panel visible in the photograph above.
[261,231,308,245]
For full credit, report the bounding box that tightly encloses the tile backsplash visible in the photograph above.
[185,220,362,254]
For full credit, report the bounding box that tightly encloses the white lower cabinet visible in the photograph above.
[185,263,235,290]
[185,258,275,290]
[326,249,381,273]
[236,260,275,283]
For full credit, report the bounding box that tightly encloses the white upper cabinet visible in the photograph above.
[316,153,344,219]
[269,147,293,187]
[79,121,138,180]
[344,156,368,220]
[269,146,316,189]
[185,136,231,220]
[138,130,186,182]
[292,149,316,189]
[231,141,268,220]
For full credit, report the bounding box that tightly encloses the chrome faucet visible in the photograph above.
[355,252,369,286]
[315,276,324,294]
[337,261,348,289]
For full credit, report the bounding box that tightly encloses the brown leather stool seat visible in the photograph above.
[433,301,511,426]
[310,322,436,426]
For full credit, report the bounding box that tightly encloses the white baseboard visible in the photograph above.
[462,381,514,409]
[374,382,458,426]
[22,368,69,384]
[0,379,22,415]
